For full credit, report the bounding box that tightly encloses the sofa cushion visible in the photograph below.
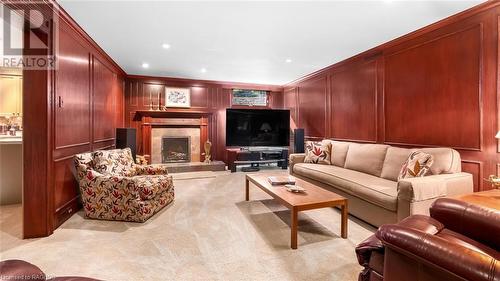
[304,140,332,164]
[344,143,389,177]
[419,148,461,175]
[330,140,351,167]
[293,163,398,211]
[380,147,414,181]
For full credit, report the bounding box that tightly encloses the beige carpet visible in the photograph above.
[0,171,375,281]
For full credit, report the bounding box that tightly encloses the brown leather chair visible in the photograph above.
[0,260,101,281]
[355,198,500,281]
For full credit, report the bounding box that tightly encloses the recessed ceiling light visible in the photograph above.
[200,68,207,73]
[142,63,149,68]
[285,58,292,63]
[162,43,171,49]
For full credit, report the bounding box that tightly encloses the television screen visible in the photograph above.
[226,109,290,147]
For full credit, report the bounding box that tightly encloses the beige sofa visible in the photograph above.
[289,141,473,227]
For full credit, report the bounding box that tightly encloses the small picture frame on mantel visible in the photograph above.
[165,87,191,108]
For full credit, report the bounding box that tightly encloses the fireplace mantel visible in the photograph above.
[135,110,213,119]
[136,110,211,163]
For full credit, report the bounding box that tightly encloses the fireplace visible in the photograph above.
[161,136,191,163]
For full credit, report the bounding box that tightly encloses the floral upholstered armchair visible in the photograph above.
[74,148,174,222]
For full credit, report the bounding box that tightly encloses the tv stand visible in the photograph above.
[226,147,288,173]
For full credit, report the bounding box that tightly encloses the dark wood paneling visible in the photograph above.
[92,57,117,142]
[297,75,327,138]
[384,25,482,150]
[190,86,209,109]
[55,24,91,149]
[283,3,500,191]
[330,60,377,142]
[284,87,298,129]
[124,76,283,163]
[143,82,164,110]
[53,158,79,212]
[462,160,483,192]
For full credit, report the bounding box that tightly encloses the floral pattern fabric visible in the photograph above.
[74,149,174,222]
[304,140,332,164]
[92,148,135,176]
[398,151,434,180]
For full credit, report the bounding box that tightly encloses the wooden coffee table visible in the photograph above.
[245,173,348,249]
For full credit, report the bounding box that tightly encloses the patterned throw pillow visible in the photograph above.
[92,148,135,176]
[398,151,434,180]
[304,140,332,164]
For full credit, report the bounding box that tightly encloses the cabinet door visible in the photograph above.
[0,75,21,114]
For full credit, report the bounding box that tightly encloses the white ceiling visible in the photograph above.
[58,0,484,85]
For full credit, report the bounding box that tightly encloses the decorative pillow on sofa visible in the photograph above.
[398,151,434,180]
[92,148,135,177]
[304,140,332,164]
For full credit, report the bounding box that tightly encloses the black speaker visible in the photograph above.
[293,128,305,153]
[116,128,137,161]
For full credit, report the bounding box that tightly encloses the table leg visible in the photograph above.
[245,178,249,201]
[291,208,298,249]
[341,202,348,239]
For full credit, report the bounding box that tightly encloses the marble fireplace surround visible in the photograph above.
[152,127,200,164]
[139,112,210,164]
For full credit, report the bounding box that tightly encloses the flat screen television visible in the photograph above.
[226,109,290,147]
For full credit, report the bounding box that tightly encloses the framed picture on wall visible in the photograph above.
[232,89,268,106]
[165,87,191,108]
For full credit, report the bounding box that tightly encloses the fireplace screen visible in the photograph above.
[161,137,191,163]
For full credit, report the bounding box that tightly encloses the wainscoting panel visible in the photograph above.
[461,160,483,192]
[297,75,327,138]
[54,24,91,149]
[384,25,482,150]
[330,60,377,142]
[92,57,118,142]
[284,87,298,129]
[190,86,209,109]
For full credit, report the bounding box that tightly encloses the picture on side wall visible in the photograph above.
[165,87,191,108]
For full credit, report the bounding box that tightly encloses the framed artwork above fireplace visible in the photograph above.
[165,87,191,108]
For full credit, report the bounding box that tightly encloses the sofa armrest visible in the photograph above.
[430,198,500,250]
[376,224,500,281]
[131,164,169,176]
[397,172,473,202]
[289,153,305,174]
[122,174,173,201]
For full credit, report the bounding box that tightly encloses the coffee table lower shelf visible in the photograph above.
[245,174,348,249]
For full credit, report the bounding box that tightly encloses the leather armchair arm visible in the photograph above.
[397,173,473,202]
[430,198,500,250]
[376,224,500,281]
[356,234,384,267]
[289,153,305,174]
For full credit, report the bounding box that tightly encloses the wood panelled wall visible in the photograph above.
[283,2,500,192]
[51,18,125,229]
[23,2,125,238]
[124,76,283,163]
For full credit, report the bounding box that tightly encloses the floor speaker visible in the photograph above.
[116,128,137,161]
[293,128,305,153]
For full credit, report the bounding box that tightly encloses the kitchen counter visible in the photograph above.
[0,136,22,144]
[0,136,22,205]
